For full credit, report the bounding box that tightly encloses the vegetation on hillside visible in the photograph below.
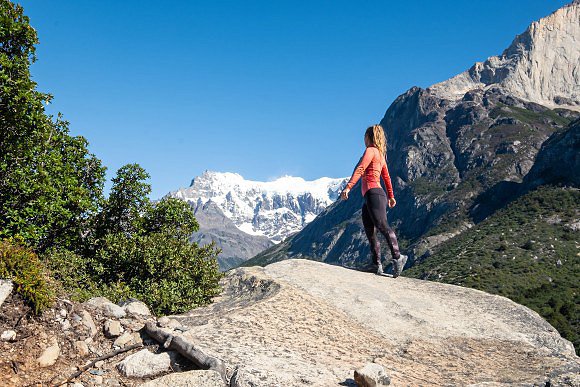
[405,186,579,354]
[0,0,222,314]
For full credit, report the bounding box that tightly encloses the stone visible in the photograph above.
[1,330,16,341]
[85,297,126,318]
[120,318,145,332]
[116,349,173,378]
[140,370,225,387]
[157,316,182,330]
[157,316,171,327]
[93,375,103,384]
[103,319,123,338]
[74,340,90,357]
[94,360,104,368]
[121,300,151,316]
[0,279,13,308]
[113,332,132,347]
[61,319,71,330]
[354,363,391,386]
[79,310,98,337]
[37,340,60,367]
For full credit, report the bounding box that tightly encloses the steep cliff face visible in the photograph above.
[428,1,580,111]
[245,1,580,269]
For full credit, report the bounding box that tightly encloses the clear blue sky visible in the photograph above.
[19,0,569,199]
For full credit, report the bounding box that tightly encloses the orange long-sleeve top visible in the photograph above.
[345,146,394,199]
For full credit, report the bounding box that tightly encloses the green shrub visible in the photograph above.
[43,195,223,315]
[96,232,222,314]
[0,239,55,313]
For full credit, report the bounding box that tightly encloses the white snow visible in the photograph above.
[168,171,347,243]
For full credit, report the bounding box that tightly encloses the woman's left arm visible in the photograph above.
[381,162,395,200]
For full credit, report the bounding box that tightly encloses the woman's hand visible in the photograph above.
[388,197,396,208]
[341,188,350,200]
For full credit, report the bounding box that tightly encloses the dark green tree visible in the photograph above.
[101,164,151,236]
[0,0,106,251]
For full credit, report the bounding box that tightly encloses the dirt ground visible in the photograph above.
[0,293,193,387]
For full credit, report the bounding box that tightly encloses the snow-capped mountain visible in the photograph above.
[169,171,348,244]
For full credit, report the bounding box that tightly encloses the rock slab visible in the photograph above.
[175,259,579,386]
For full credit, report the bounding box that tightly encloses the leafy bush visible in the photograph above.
[96,232,222,314]
[44,172,223,315]
[0,239,55,313]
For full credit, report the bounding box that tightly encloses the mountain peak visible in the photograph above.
[428,1,580,110]
[170,171,348,243]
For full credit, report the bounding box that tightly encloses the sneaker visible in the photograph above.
[376,264,384,276]
[392,254,408,278]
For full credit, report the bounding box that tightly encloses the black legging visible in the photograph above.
[362,188,400,266]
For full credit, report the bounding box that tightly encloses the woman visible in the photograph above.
[341,124,407,277]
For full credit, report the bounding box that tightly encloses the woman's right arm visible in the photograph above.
[345,148,373,191]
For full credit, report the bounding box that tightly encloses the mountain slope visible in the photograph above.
[405,186,580,355]
[189,199,273,271]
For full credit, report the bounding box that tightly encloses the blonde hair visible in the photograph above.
[365,124,387,158]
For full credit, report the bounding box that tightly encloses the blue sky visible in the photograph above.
[20,0,569,199]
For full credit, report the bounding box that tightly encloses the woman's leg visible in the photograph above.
[361,202,381,266]
[365,190,400,260]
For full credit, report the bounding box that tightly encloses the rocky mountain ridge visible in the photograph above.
[168,171,346,270]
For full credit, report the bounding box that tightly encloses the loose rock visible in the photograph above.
[37,340,60,367]
[113,332,133,347]
[104,319,123,338]
[354,363,391,386]
[121,300,151,316]
[86,297,126,318]
[116,348,173,378]
[74,340,90,357]
[79,310,98,337]
[1,330,16,341]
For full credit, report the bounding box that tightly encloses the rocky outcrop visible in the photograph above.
[165,260,578,386]
[428,2,580,111]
